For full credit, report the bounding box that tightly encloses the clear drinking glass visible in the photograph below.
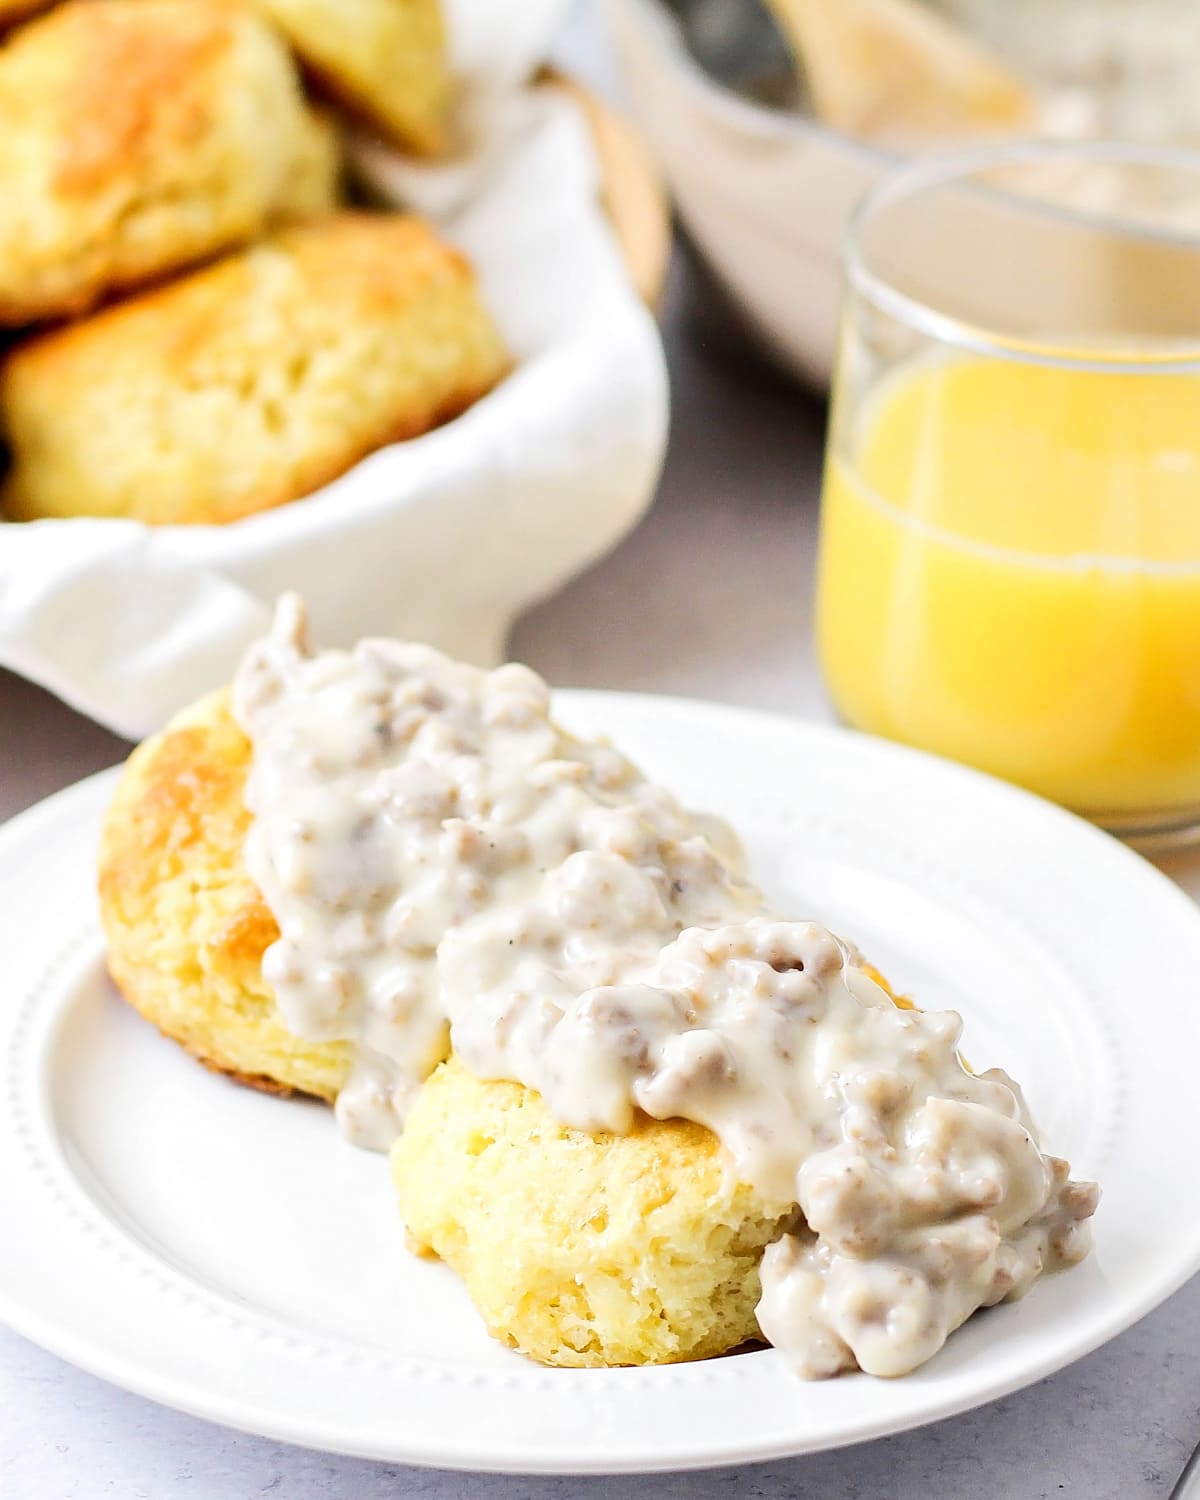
[814,142,1200,844]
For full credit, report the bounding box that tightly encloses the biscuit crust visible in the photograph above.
[0,0,337,326]
[98,689,352,1099]
[0,0,54,25]
[2,212,509,525]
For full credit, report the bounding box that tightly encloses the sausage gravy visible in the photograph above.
[233,597,1097,1378]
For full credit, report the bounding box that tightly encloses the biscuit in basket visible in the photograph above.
[251,0,451,155]
[393,1058,794,1367]
[98,689,353,1099]
[0,0,339,325]
[2,213,510,525]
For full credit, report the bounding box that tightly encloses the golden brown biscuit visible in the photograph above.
[0,0,54,26]
[250,0,451,155]
[2,213,509,525]
[393,1058,794,1366]
[0,0,339,326]
[98,688,353,1099]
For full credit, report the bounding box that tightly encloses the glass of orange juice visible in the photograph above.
[816,142,1200,844]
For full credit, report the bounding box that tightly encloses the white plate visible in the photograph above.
[3,691,1200,1475]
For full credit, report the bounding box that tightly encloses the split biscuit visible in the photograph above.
[393,1058,796,1366]
[99,689,794,1369]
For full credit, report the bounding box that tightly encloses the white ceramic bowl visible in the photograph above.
[608,0,894,385]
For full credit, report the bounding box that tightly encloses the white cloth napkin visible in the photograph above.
[0,0,668,739]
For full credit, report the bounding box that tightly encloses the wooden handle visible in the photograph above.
[537,68,672,314]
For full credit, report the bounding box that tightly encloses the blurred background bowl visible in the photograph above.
[607,0,891,386]
[607,0,1200,387]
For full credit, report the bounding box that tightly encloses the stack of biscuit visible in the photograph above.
[0,0,510,526]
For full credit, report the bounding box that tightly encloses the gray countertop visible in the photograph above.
[3,240,1199,1500]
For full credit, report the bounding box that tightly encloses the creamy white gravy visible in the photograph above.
[233,597,1098,1379]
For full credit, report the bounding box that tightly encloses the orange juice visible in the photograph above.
[816,356,1200,815]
